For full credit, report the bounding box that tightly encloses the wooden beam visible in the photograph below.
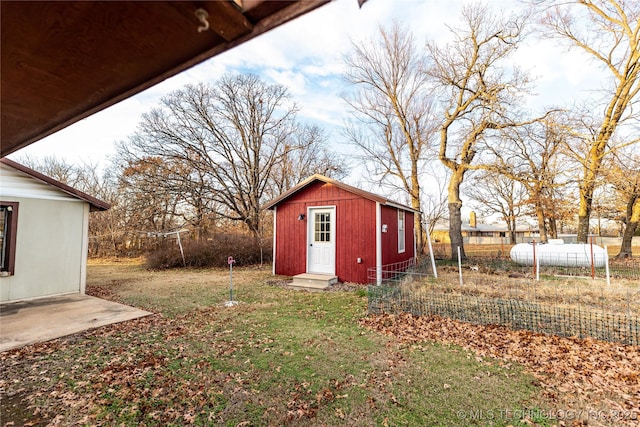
[205,1,253,41]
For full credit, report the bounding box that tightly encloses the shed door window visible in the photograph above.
[398,210,405,253]
[1,202,19,276]
[314,212,331,242]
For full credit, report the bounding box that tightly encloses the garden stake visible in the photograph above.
[226,256,237,307]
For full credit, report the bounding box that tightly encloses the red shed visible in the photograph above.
[264,175,417,285]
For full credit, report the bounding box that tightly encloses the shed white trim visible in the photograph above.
[376,202,382,285]
[272,206,277,276]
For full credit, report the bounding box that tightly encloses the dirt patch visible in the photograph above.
[265,278,290,288]
[325,282,365,292]
[265,279,365,293]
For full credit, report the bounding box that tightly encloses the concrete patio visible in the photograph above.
[0,294,152,352]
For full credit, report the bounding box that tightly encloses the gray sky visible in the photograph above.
[12,0,606,183]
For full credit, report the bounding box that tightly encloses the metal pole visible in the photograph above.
[532,240,537,280]
[590,235,595,279]
[457,246,463,287]
[604,246,611,286]
[536,244,540,282]
[227,256,236,306]
[427,231,437,279]
[229,261,233,302]
[176,231,186,267]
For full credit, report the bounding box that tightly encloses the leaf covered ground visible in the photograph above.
[360,313,640,426]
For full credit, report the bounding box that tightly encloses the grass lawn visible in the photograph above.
[2,260,556,426]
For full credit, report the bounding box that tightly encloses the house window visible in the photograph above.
[1,202,19,276]
[314,212,331,242]
[398,210,405,253]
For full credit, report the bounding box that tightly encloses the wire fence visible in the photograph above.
[366,258,417,283]
[367,259,639,346]
[430,243,640,282]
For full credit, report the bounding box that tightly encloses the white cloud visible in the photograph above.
[264,69,307,96]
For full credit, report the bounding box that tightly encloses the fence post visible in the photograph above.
[457,246,463,287]
[177,231,186,267]
[427,231,438,279]
[590,235,595,279]
[535,242,540,282]
[531,240,537,280]
[604,245,611,286]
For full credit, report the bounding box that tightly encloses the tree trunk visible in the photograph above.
[448,169,465,260]
[617,194,640,258]
[576,213,591,243]
[449,202,464,260]
[247,218,261,242]
[548,217,558,240]
[535,202,548,244]
[577,158,597,243]
[509,216,517,245]
[411,174,425,255]
[414,212,425,256]
[194,200,209,241]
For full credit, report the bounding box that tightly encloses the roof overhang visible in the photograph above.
[0,158,111,211]
[0,0,330,156]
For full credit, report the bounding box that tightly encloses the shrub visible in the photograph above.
[144,233,272,269]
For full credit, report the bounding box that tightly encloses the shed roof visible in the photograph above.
[263,174,419,213]
[0,158,111,212]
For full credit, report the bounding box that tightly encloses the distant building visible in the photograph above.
[432,212,538,244]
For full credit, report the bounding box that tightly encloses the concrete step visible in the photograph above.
[290,273,338,290]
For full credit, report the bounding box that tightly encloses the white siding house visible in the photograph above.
[0,159,109,303]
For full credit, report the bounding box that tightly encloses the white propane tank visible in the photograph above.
[510,240,607,268]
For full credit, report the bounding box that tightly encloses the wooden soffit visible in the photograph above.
[0,0,330,156]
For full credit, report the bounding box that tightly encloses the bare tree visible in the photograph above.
[17,154,91,189]
[618,177,640,258]
[343,22,436,254]
[427,3,533,259]
[465,172,528,244]
[269,124,348,196]
[118,157,184,235]
[118,74,336,244]
[604,150,640,258]
[421,168,450,237]
[538,0,640,242]
[484,116,568,243]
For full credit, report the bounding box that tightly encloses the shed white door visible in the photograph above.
[307,207,335,275]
